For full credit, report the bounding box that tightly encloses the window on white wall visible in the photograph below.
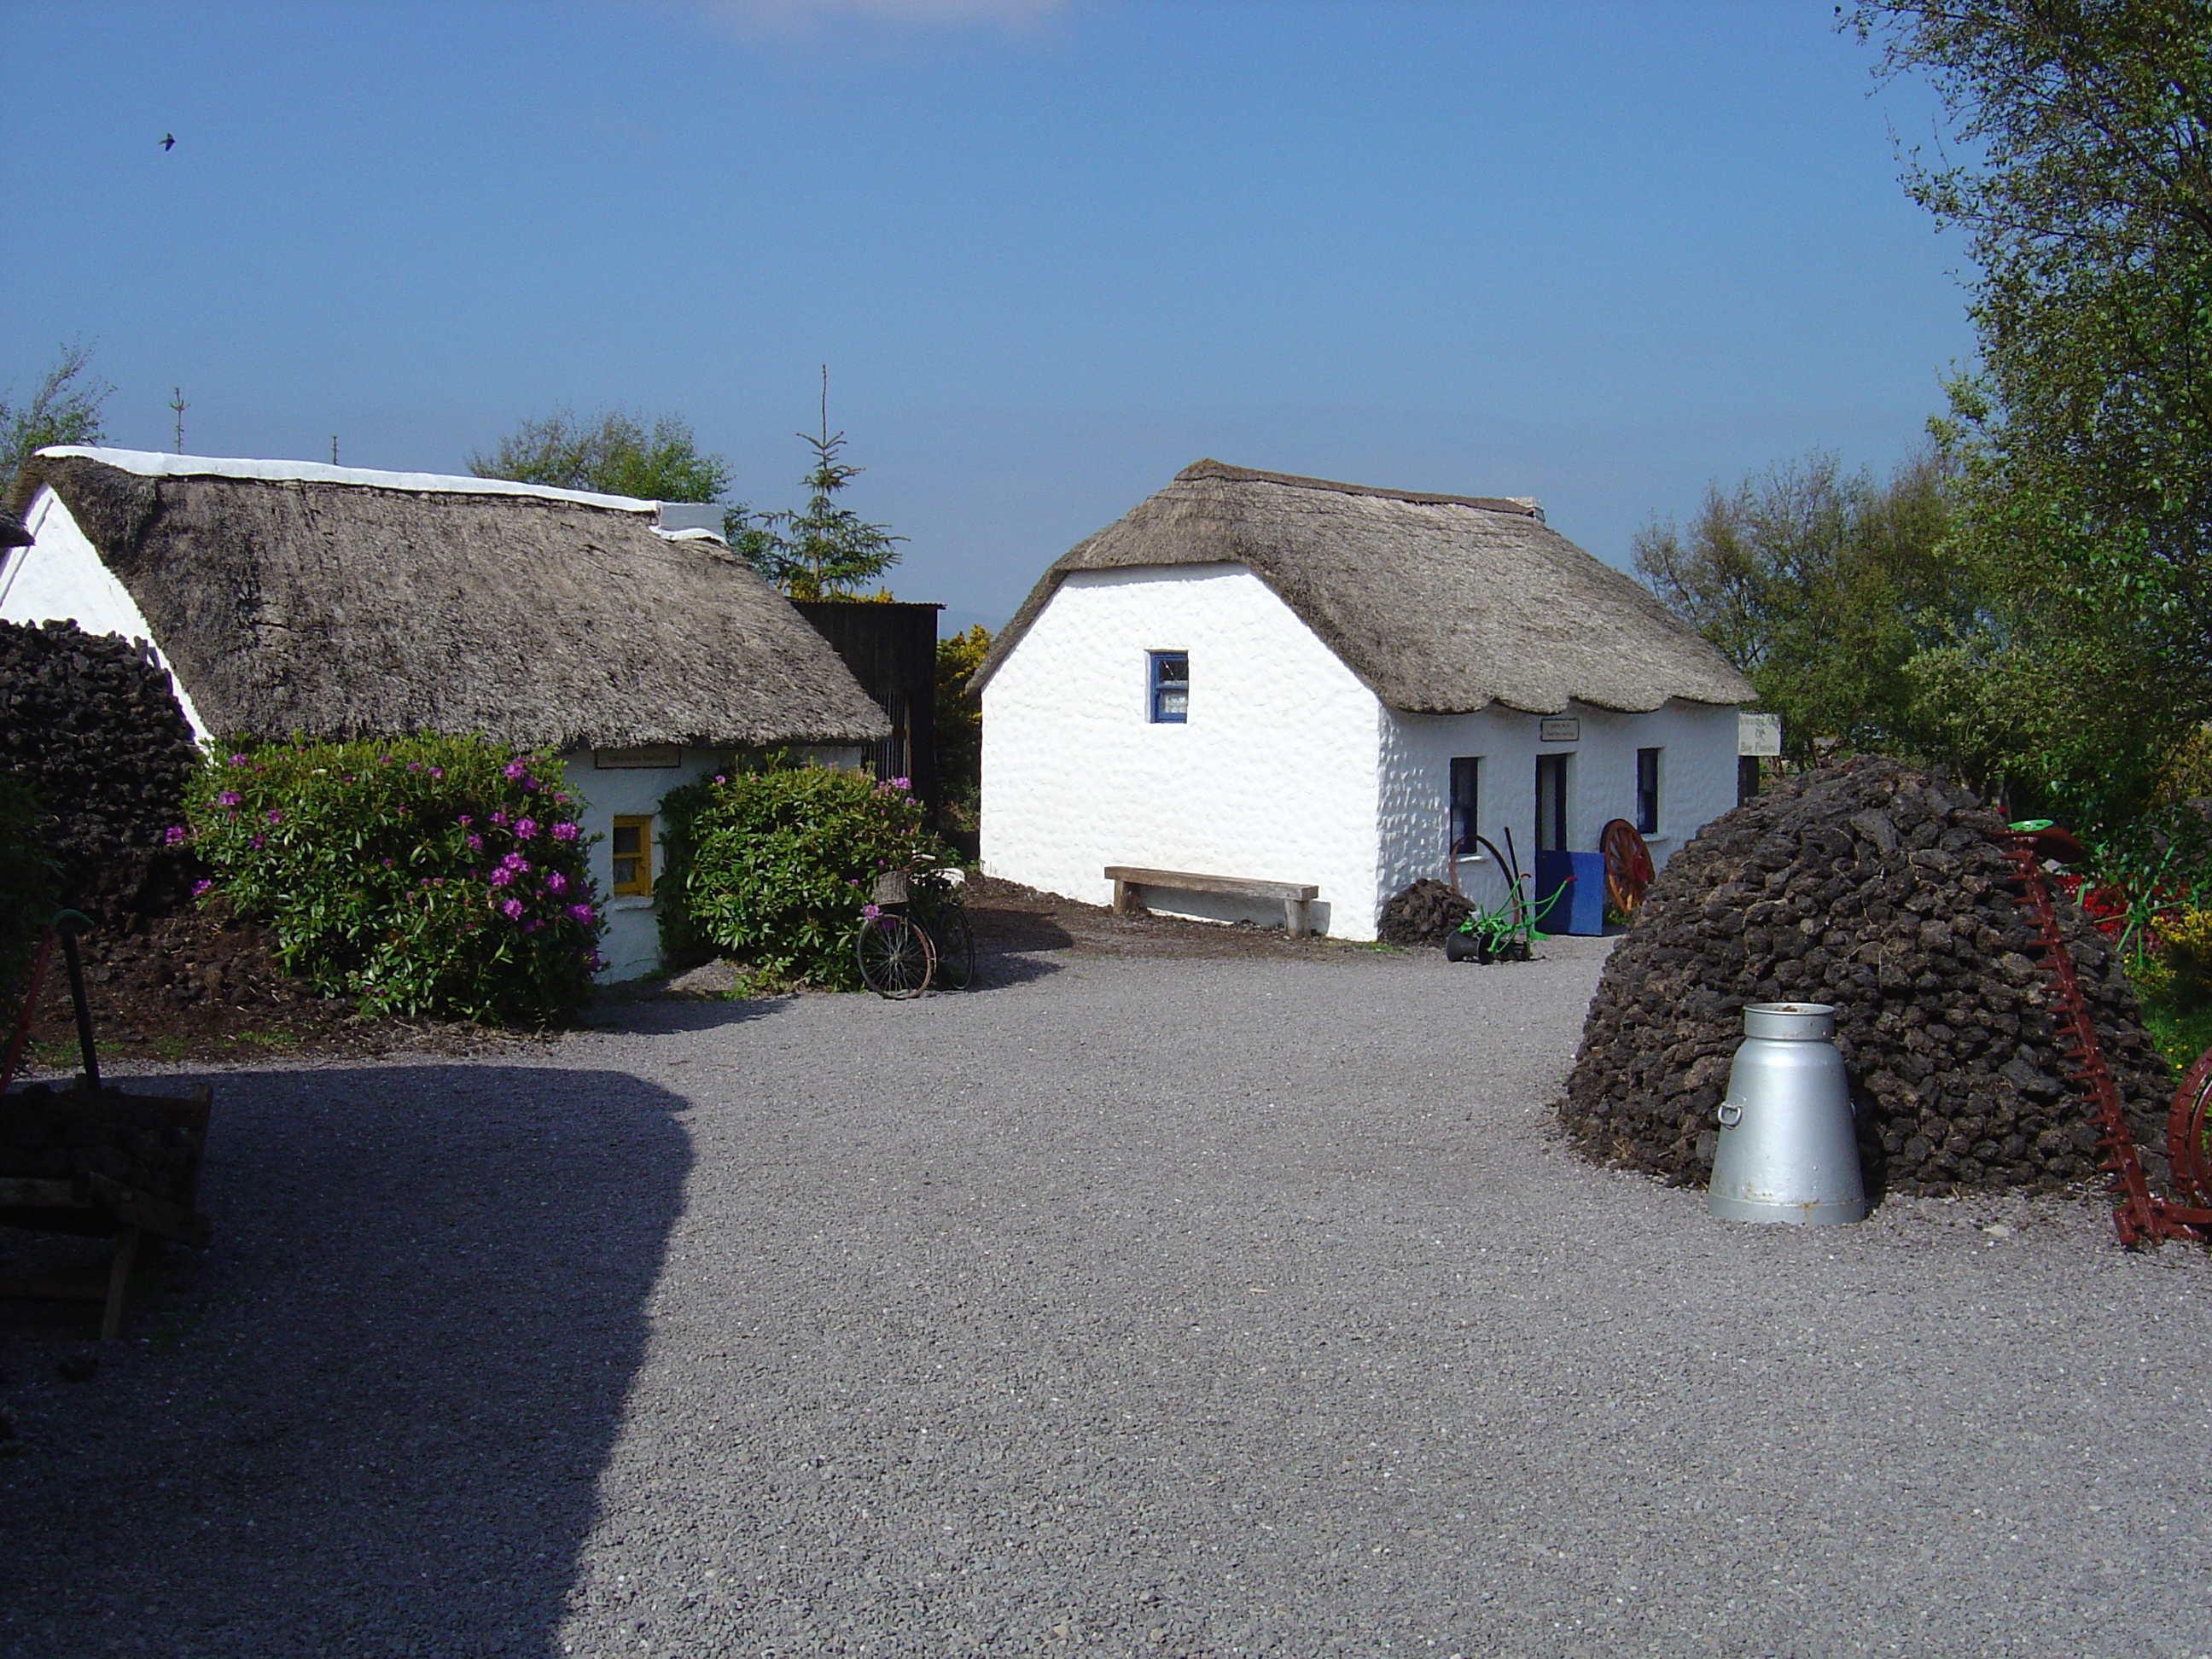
[1636,747,1662,834]
[1449,756,1481,855]
[1149,651,1188,723]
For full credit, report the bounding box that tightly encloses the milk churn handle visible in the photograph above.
[1716,1100,1743,1127]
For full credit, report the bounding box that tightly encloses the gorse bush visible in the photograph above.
[0,770,60,1033]
[183,736,602,1024]
[659,758,939,988]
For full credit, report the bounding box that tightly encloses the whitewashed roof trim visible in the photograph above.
[33,447,659,514]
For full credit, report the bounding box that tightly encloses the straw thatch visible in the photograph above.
[973,460,1753,714]
[6,449,888,750]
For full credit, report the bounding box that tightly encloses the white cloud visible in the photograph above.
[680,0,1070,36]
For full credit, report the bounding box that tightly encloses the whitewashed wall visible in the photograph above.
[556,748,722,982]
[1378,697,1743,912]
[981,563,1385,936]
[0,487,212,736]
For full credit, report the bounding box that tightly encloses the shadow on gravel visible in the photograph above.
[583,992,800,1036]
[0,1063,690,1658]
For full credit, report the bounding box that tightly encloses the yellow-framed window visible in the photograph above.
[611,815,654,897]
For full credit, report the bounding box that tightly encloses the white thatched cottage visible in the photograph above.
[973,460,1756,940]
[0,447,888,981]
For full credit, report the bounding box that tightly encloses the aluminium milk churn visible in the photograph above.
[1706,1002,1867,1226]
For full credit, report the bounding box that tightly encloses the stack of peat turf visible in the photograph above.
[1558,756,2170,1196]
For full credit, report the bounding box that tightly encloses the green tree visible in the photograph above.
[469,407,734,503]
[933,624,992,837]
[736,373,905,599]
[1634,449,2002,773]
[1848,1,2212,822]
[1,341,110,483]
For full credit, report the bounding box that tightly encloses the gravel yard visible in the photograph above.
[5,932,2212,1657]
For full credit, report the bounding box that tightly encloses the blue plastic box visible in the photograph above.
[1532,850,1606,936]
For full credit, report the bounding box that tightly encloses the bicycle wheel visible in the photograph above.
[856,913,934,998]
[930,908,976,990]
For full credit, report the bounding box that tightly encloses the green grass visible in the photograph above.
[2141,998,2212,1075]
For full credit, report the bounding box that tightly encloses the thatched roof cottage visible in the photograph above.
[1,447,889,980]
[972,459,1755,940]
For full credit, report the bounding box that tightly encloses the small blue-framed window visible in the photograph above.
[1149,651,1189,723]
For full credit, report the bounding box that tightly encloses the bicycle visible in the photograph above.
[855,858,975,998]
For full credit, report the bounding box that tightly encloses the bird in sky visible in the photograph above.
[160,133,175,150]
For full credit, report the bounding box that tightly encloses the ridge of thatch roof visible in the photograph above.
[5,448,889,750]
[971,458,1754,715]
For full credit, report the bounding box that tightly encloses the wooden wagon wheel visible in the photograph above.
[1599,818,1655,917]
[2166,1045,2212,1208]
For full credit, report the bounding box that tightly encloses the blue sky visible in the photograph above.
[0,0,1971,634]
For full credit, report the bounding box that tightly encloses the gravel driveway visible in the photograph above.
[4,934,2212,1658]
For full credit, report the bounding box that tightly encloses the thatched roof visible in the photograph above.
[4,448,888,749]
[973,460,1754,714]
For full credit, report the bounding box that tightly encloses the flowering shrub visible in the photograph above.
[657,757,941,988]
[183,736,602,1024]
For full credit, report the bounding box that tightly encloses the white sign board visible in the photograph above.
[1539,717,1580,743]
[1737,712,1782,757]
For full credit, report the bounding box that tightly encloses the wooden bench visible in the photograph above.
[1104,866,1320,938]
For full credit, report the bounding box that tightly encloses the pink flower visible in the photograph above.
[227,754,247,767]
[247,834,265,850]
[381,856,394,868]
[890,777,911,792]
[544,870,568,895]
[501,852,530,872]
[457,815,473,827]
[465,834,482,851]
[499,897,524,920]
[217,790,242,808]
[265,809,282,824]
[514,818,538,839]
[163,825,186,845]
[430,767,444,779]
[568,903,596,923]
[713,775,727,784]
[489,867,515,888]
[190,878,212,898]
[861,903,882,919]
[490,810,509,827]
[503,760,527,781]
[550,822,579,843]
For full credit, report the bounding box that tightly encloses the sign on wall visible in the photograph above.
[1737,713,1782,757]
[1539,718,1580,743]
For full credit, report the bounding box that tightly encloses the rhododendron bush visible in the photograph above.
[182,736,602,1023]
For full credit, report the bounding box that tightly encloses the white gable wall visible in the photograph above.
[981,563,1384,936]
[0,486,212,738]
[1379,697,1743,912]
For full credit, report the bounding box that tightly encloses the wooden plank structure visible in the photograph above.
[0,1080,213,1341]
[1,918,214,1340]
[1104,865,1319,938]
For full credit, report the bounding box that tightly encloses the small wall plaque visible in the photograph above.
[1539,718,1580,743]
[594,745,683,770]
